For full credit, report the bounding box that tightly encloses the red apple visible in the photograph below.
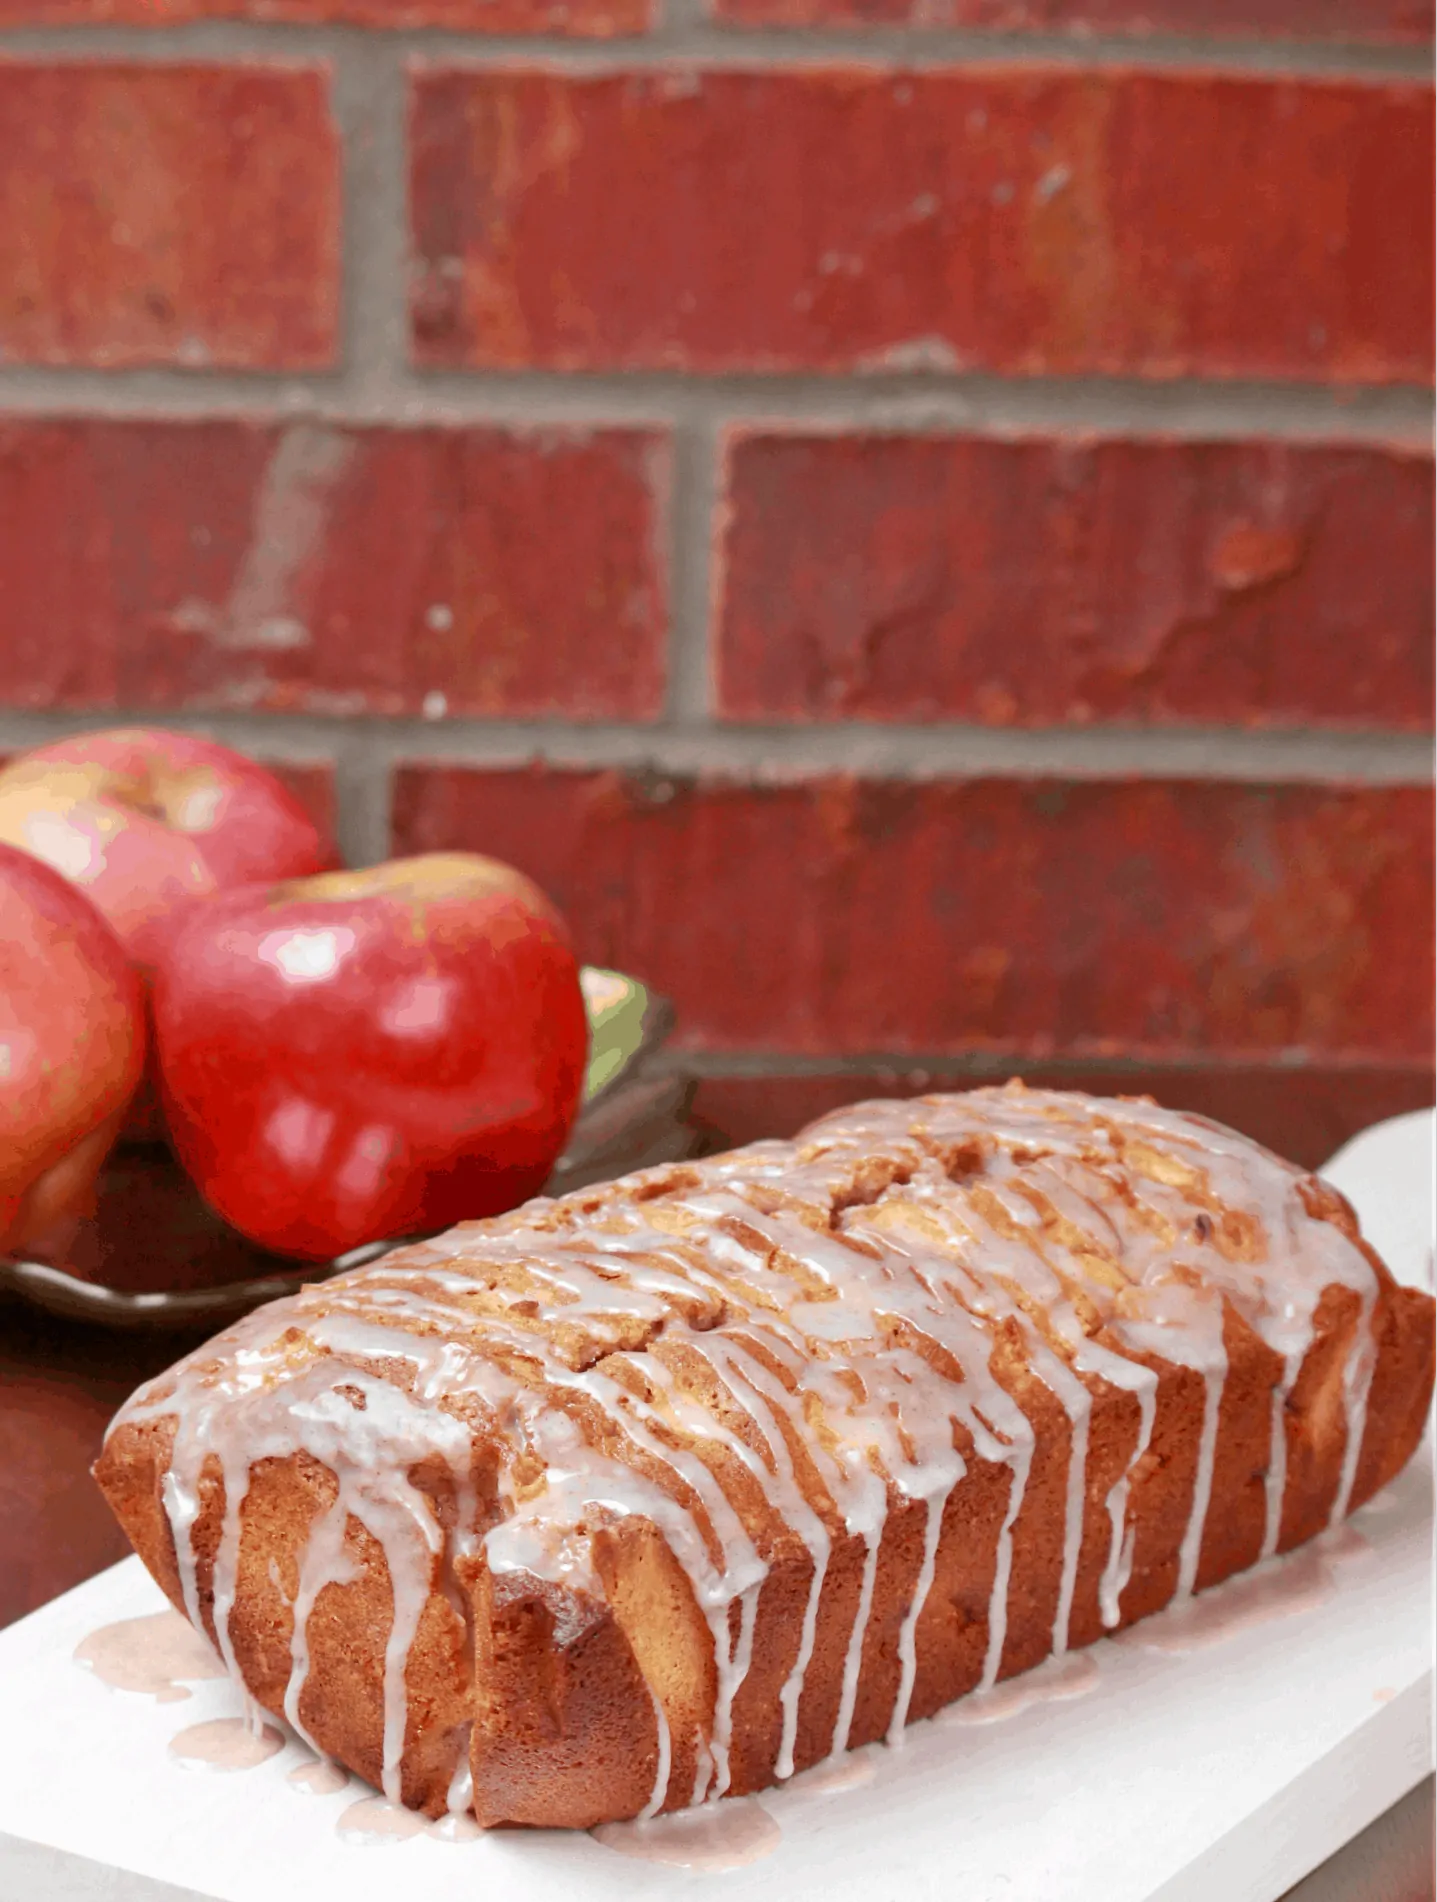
[0,728,336,1141]
[151,853,589,1261]
[0,728,334,975]
[0,843,146,1259]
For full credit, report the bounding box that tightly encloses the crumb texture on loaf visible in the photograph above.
[95,1085,1435,1829]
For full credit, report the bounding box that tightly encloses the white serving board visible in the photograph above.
[1,1112,1432,1902]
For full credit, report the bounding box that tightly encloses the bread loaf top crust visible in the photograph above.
[103,1084,1413,1821]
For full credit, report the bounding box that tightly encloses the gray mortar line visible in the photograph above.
[660,0,715,40]
[665,416,720,723]
[650,1047,1436,1079]
[331,37,410,400]
[330,729,396,866]
[0,369,1430,447]
[0,18,1429,76]
[0,712,1429,785]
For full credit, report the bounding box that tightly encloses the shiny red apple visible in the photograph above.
[0,843,146,1258]
[151,853,589,1261]
[0,728,334,975]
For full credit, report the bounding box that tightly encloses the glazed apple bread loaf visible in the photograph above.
[95,1085,1435,1829]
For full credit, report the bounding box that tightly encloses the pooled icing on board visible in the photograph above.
[74,1610,225,1703]
[168,1716,284,1771]
[592,1797,782,1869]
[288,1756,349,1795]
[107,1084,1384,1828]
[940,1650,1100,1725]
[335,1796,486,1845]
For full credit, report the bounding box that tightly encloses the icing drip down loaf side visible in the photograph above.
[96,1085,1436,1828]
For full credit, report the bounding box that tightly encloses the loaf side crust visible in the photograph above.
[95,1087,1436,1827]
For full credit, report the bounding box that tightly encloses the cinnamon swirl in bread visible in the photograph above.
[95,1085,1435,1828]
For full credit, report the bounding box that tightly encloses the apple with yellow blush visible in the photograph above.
[0,728,334,976]
[0,727,336,1140]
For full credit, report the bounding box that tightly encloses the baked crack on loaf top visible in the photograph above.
[96,1085,1435,1829]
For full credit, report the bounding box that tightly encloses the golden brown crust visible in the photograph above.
[94,1086,1436,1829]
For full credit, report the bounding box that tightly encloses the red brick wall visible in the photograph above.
[0,4,1431,1165]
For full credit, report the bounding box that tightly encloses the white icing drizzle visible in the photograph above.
[702,1342,832,1781]
[886,1481,954,1745]
[378,1488,445,1801]
[707,1585,760,1802]
[980,1432,1030,1692]
[637,1684,672,1821]
[126,1352,477,1806]
[209,1452,248,1681]
[510,1351,769,1806]
[445,1741,473,1815]
[1332,1276,1379,1523]
[1097,1368,1157,1627]
[158,1468,205,1638]
[1178,1361,1225,1600]
[1051,1381,1090,1656]
[105,1083,1388,1830]
[827,1510,881,1762]
[1261,1350,1302,1562]
[953,1181,1092,1657]
[283,1493,355,1752]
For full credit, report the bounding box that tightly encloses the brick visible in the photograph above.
[0,0,646,32]
[0,420,668,720]
[718,433,1435,729]
[713,0,1428,40]
[0,64,338,370]
[391,769,1434,1062]
[0,0,1408,24]
[688,1062,1437,1173]
[410,68,1433,383]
